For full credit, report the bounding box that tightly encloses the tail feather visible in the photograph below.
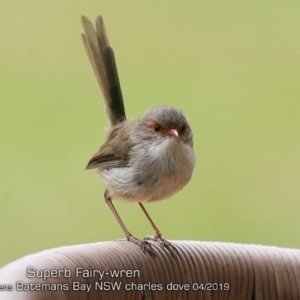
[81,15,126,126]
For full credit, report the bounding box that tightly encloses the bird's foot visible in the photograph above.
[118,232,156,257]
[144,232,178,259]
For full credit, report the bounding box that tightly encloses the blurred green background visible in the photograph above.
[1,1,300,267]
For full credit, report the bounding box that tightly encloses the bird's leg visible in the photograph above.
[104,192,155,256]
[138,202,178,259]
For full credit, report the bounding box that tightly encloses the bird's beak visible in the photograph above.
[168,129,179,138]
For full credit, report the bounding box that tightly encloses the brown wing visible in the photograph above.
[85,144,125,170]
[81,15,126,126]
[85,121,133,170]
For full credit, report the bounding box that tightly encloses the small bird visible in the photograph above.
[81,15,196,257]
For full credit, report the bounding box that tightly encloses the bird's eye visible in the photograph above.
[180,125,186,134]
[154,124,161,132]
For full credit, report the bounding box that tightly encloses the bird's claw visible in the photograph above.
[120,233,156,257]
[144,232,178,260]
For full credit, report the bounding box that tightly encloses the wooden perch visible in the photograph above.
[1,241,300,299]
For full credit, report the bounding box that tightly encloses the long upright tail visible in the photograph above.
[81,15,126,126]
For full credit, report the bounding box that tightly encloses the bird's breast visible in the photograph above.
[140,139,196,202]
[101,138,196,202]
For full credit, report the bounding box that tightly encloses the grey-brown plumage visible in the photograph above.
[81,15,196,258]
